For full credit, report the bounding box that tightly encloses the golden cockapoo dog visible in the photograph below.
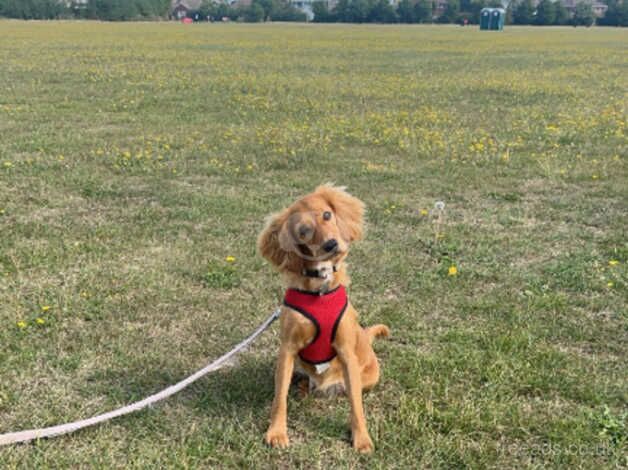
[258,184,390,453]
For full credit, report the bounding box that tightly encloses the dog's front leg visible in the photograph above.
[337,347,374,453]
[265,345,295,448]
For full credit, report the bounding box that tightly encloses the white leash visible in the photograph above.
[0,308,281,447]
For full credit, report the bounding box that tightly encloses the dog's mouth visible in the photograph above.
[297,243,340,261]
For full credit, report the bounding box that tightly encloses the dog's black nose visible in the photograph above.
[322,239,338,253]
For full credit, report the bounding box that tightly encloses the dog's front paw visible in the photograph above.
[265,428,289,448]
[353,432,374,453]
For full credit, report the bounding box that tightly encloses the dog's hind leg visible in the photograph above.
[296,377,311,398]
[361,357,381,391]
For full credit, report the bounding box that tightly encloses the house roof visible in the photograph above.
[171,0,203,10]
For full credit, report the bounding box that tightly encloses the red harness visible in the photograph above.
[283,285,348,364]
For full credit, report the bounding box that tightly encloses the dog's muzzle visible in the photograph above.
[302,265,338,279]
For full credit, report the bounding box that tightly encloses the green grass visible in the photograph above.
[0,21,626,468]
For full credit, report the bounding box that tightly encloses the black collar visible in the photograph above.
[302,265,338,279]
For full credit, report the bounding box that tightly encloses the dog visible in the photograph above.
[258,184,390,453]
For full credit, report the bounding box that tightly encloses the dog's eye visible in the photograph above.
[322,211,332,221]
[298,225,313,239]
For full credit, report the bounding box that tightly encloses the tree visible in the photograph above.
[0,0,27,18]
[598,0,628,26]
[198,0,237,20]
[243,2,265,21]
[414,0,433,21]
[313,0,336,21]
[535,0,556,24]
[269,1,308,21]
[368,0,398,21]
[554,0,569,24]
[255,0,278,20]
[513,0,534,23]
[0,0,67,19]
[333,0,350,20]
[619,0,628,25]
[199,0,213,18]
[464,0,488,23]
[597,0,617,24]
[438,0,460,22]
[344,0,372,22]
[572,0,595,24]
[0,0,225,20]
[83,0,139,20]
[396,0,415,22]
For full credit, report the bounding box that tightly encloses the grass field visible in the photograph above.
[0,21,626,468]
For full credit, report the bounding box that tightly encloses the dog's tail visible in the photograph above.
[366,324,390,343]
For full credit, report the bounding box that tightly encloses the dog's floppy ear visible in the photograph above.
[316,184,365,242]
[258,209,302,270]
[258,209,289,267]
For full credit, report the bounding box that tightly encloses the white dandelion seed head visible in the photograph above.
[434,201,445,211]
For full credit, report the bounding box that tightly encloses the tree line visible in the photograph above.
[0,0,170,20]
[193,0,307,22]
[313,0,626,26]
[0,0,626,25]
[596,0,628,24]
[313,0,492,24]
[0,0,306,21]
[513,0,627,25]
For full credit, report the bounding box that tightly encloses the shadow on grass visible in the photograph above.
[80,357,274,419]
[85,357,357,443]
[191,358,275,417]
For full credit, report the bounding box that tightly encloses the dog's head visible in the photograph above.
[258,184,364,279]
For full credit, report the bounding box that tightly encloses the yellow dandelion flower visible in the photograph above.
[608,260,619,266]
[36,318,45,325]
[419,209,428,216]
[225,256,236,263]
[41,305,51,312]
[448,265,458,276]
[17,321,27,329]
[607,281,614,288]
[592,175,598,180]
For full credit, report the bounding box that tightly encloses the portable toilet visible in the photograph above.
[480,8,491,30]
[490,8,505,30]
[480,7,505,30]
